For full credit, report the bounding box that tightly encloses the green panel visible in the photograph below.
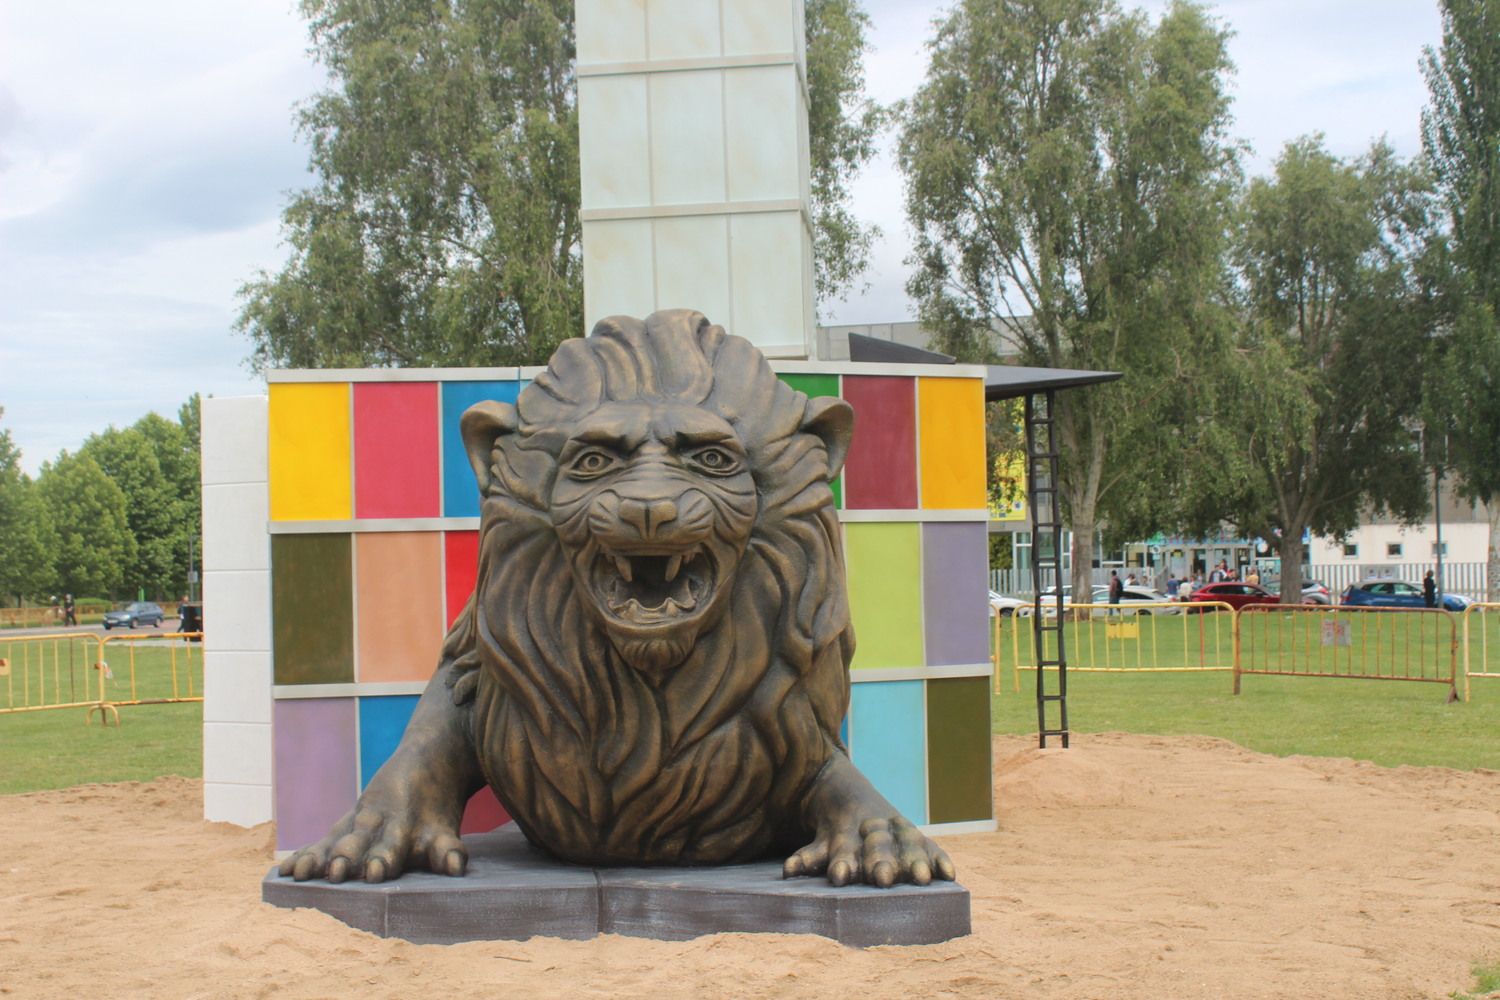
[777,372,840,397]
[926,676,994,823]
[777,372,842,506]
[844,522,923,669]
[272,533,354,685]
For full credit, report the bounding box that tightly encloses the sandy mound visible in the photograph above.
[3,734,1498,999]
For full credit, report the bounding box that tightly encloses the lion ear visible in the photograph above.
[460,400,518,496]
[801,396,854,482]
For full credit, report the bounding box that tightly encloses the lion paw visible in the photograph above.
[782,815,955,888]
[276,804,467,884]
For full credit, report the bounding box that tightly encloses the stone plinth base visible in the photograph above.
[263,825,969,947]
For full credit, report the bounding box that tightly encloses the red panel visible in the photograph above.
[353,382,440,518]
[842,376,918,509]
[444,531,480,627]
[459,786,511,834]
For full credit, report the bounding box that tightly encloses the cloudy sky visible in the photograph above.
[0,0,1440,474]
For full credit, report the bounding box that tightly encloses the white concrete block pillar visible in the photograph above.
[200,395,274,826]
[577,0,816,358]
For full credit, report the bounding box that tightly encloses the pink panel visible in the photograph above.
[842,376,918,509]
[354,382,440,518]
[444,531,480,627]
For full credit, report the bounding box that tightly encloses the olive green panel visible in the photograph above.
[777,372,842,508]
[926,676,993,823]
[272,533,355,685]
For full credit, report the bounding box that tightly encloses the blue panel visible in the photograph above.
[848,680,927,824]
[441,380,522,517]
[358,695,421,790]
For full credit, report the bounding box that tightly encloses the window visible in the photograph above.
[1342,542,1358,558]
[1432,541,1448,557]
[1386,542,1403,558]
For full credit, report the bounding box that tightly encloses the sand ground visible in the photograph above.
[3,733,1499,999]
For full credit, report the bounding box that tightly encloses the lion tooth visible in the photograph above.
[665,554,683,582]
[613,555,633,582]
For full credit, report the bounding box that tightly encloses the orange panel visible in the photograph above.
[918,377,986,509]
[355,532,444,683]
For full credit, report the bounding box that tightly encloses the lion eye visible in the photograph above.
[571,450,615,477]
[691,447,740,474]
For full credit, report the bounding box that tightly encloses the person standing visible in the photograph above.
[63,593,77,626]
[1108,570,1123,612]
[1423,570,1437,608]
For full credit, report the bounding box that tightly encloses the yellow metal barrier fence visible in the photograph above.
[0,631,203,723]
[96,633,203,710]
[1233,604,1456,698]
[995,601,1236,694]
[0,632,107,715]
[1461,603,1500,702]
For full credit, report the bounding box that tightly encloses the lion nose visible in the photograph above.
[618,497,678,538]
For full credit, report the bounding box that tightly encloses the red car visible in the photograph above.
[1186,581,1280,611]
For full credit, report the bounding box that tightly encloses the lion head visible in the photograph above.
[461,310,852,679]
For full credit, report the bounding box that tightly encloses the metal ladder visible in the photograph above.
[1024,391,1069,748]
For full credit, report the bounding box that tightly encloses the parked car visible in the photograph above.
[1339,578,1472,613]
[988,591,1031,617]
[102,601,165,630]
[1021,584,1181,617]
[1185,582,1280,611]
[1300,579,1332,605]
[1098,585,1183,615]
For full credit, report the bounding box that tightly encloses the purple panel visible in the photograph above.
[274,698,358,851]
[922,522,991,665]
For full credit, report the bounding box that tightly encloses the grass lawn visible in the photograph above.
[995,660,1500,771]
[0,702,202,794]
[2,637,205,794]
[4,613,1500,795]
[992,607,1500,770]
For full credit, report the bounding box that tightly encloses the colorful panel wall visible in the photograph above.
[264,362,994,850]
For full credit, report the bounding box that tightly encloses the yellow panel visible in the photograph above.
[918,377,986,509]
[269,383,352,521]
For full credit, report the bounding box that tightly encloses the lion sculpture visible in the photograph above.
[280,310,955,888]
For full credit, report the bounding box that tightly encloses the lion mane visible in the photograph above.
[442,310,856,866]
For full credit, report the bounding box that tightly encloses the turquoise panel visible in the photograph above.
[848,680,927,824]
[358,695,420,790]
[441,380,521,517]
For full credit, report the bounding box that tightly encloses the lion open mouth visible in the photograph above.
[592,547,715,628]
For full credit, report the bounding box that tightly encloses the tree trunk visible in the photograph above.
[1069,501,1096,618]
[1486,499,1500,603]
[1277,529,1306,605]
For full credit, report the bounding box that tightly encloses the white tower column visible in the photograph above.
[577,0,816,358]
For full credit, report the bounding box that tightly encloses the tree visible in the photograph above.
[80,426,185,598]
[1420,0,1500,598]
[238,0,882,370]
[35,452,136,599]
[899,0,1239,602]
[134,402,202,598]
[806,0,884,304]
[1210,138,1431,602]
[0,410,55,603]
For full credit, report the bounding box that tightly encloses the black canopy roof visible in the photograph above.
[844,332,1120,400]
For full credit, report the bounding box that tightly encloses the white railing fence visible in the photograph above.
[990,562,1490,600]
